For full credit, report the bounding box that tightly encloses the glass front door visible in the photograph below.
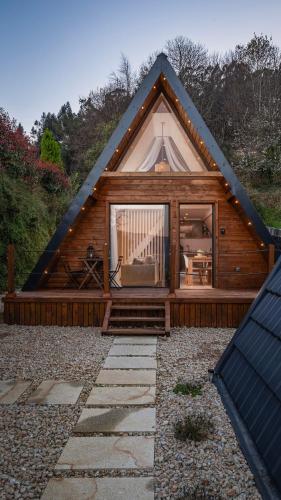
[110,204,169,287]
[179,204,213,288]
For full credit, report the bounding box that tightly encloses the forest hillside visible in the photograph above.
[1,34,281,290]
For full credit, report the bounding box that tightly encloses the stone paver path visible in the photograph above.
[42,335,157,499]
[28,380,84,404]
[0,379,31,404]
[42,477,154,500]
[86,385,156,406]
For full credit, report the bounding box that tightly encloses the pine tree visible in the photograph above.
[40,128,64,170]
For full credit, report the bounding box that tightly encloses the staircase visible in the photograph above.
[102,301,170,336]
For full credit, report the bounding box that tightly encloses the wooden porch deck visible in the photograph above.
[3,287,258,328]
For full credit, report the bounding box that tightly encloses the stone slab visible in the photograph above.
[104,356,157,369]
[86,385,156,406]
[42,477,154,500]
[74,407,156,433]
[108,344,156,357]
[0,380,31,404]
[27,380,83,404]
[96,369,156,386]
[56,436,154,469]
[114,336,157,345]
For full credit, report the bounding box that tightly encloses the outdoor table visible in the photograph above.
[78,257,103,289]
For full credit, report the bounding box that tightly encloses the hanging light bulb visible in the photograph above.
[155,122,171,173]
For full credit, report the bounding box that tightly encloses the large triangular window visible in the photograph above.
[118,95,206,172]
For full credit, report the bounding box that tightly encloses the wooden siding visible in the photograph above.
[4,297,251,328]
[44,174,268,290]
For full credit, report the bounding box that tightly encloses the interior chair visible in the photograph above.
[61,256,85,288]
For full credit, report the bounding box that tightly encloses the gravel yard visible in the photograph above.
[155,328,260,499]
[0,325,112,499]
[0,324,260,499]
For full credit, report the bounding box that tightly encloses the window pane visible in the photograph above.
[111,204,169,287]
[179,204,213,289]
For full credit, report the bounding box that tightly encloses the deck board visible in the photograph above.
[3,287,258,328]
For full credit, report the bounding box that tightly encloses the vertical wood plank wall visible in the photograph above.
[3,298,251,328]
[45,176,268,290]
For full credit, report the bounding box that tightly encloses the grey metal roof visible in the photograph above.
[214,256,281,499]
[23,52,274,290]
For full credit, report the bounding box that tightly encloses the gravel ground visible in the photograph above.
[155,328,260,500]
[0,324,260,499]
[0,324,112,500]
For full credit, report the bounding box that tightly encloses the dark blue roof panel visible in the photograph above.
[214,256,281,499]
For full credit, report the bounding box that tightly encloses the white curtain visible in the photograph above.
[136,136,190,172]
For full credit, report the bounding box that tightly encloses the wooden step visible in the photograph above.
[110,316,165,322]
[104,327,166,336]
[111,304,165,311]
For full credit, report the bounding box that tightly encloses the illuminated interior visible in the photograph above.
[179,204,213,289]
[110,204,169,287]
[118,95,207,172]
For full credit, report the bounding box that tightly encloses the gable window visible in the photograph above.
[118,95,206,173]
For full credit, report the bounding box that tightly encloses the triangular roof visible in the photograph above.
[213,256,281,498]
[23,52,274,290]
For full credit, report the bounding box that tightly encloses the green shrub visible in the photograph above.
[174,413,214,442]
[0,173,69,291]
[173,381,202,397]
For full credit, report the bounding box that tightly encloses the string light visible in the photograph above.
[116,149,119,153]
[163,76,166,81]
[224,182,229,187]
[200,140,204,145]
[128,128,131,132]
[69,228,73,232]
[94,187,97,191]
[260,242,265,247]
[247,221,252,226]
[234,200,239,205]
[153,85,157,89]
[188,120,191,124]
[176,98,179,102]
[213,163,216,167]
[81,207,85,211]
[141,106,144,110]
[44,270,48,275]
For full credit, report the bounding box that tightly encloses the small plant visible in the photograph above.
[174,413,214,442]
[178,483,221,499]
[173,381,202,397]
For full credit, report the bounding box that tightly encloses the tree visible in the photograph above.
[40,128,64,170]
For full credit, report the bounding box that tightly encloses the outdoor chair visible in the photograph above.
[109,256,123,288]
[61,256,86,288]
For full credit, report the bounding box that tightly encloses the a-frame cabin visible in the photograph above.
[4,53,276,332]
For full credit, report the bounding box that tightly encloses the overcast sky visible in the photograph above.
[1,0,281,133]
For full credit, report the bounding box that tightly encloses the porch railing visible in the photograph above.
[3,242,276,296]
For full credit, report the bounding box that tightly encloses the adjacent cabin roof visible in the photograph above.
[23,52,274,290]
[214,256,281,499]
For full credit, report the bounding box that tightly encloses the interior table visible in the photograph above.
[185,256,212,286]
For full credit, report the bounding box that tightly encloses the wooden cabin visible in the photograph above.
[4,53,276,333]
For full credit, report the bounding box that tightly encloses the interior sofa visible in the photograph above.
[120,256,159,286]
